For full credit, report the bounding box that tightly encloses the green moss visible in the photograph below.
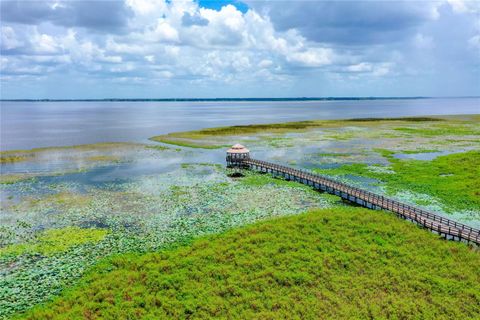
[314,150,480,211]
[1,227,108,257]
[20,208,480,319]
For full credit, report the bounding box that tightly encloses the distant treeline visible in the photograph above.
[1,97,432,102]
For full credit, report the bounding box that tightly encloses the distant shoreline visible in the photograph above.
[2,96,480,102]
[2,96,474,102]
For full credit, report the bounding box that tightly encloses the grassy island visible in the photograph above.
[149,116,473,149]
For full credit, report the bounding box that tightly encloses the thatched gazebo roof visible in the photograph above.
[227,144,249,154]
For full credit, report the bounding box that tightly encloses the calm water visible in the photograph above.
[1,98,479,151]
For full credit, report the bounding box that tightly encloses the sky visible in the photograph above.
[0,0,479,99]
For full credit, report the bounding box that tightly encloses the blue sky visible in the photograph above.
[1,0,479,99]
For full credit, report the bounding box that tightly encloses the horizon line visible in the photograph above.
[2,96,480,102]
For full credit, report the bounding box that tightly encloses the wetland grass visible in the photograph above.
[149,116,457,149]
[314,150,480,212]
[0,142,141,164]
[0,154,32,164]
[20,208,480,319]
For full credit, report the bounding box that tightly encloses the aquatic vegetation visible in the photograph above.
[324,131,357,141]
[145,145,170,151]
[85,155,121,162]
[20,208,480,319]
[394,122,480,137]
[0,227,107,258]
[237,171,339,204]
[149,116,451,149]
[0,169,92,185]
[0,154,31,164]
[0,142,172,185]
[316,153,352,157]
[149,136,226,149]
[313,150,480,213]
[145,145,182,152]
[181,162,222,169]
[0,171,336,318]
[346,117,442,122]
[398,149,439,154]
[256,136,293,146]
[0,174,38,185]
[1,142,141,155]
[0,142,141,163]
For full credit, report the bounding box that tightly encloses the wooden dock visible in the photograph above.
[240,158,480,245]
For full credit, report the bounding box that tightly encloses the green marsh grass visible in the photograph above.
[0,142,141,164]
[314,150,480,212]
[149,116,450,149]
[21,208,480,319]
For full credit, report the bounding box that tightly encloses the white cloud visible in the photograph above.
[33,32,61,54]
[287,48,333,67]
[2,0,479,97]
[1,26,23,50]
[447,0,480,14]
[1,1,340,84]
[346,62,372,73]
[126,0,168,16]
[344,62,392,77]
[258,59,273,68]
[152,20,179,43]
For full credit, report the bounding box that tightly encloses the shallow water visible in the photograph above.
[392,150,465,160]
[2,98,479,151]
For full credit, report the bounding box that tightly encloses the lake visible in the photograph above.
[1,97,479,151]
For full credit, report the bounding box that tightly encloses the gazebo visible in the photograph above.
[226,144,250,167]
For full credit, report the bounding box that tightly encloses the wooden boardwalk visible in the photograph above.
[240,158,480,245]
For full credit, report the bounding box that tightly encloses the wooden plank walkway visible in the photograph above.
[240,158,480,245]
